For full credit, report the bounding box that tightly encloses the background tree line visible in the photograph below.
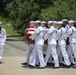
[0,0,76,35]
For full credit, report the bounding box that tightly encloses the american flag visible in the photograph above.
[26,28,35,38]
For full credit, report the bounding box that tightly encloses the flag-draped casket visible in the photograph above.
[25,27,48,44]
[25,28,35,44]
[25,27,69,45]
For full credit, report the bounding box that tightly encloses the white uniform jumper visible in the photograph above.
[30,26,45,67]
[44,26,59,67]
[0,28,6,62]
[24,27,39,65]
[58,25,70,64]
[56,27,70,66]
[65,26,76,62]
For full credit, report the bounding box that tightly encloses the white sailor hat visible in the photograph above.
[29,21,35,24]
[47,21,53,24]
[57,21,63,24]
[35,20,41,24]
[0,22,2,25]
[68,20,74,24]
[53,21,58,24]
[41,21,46,24]
[62,19,68,22]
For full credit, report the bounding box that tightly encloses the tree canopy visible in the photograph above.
[0,0,76,35]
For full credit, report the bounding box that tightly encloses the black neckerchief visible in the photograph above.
[0,27,2,33]
[62,24,66,28]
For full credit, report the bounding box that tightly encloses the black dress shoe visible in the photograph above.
[21,62,28,65]
[60,63,71,68]
[72,65,76,68]
[47,63,54,67]
[47,63,51,66]
[66,65,71,68]
[28,65,35,68]
[37,67,45,69]
[59,63,64,67]
[36,64,39,66]
[63,65,71,68]
[71,63,75,66]
[52,67,60,69]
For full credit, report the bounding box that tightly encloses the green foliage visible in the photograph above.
[0,0,76,35]
[5,0,54,35]
[40,0,76,21]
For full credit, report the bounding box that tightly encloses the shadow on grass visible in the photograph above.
[6,35,24,41]
[7,34,23,37]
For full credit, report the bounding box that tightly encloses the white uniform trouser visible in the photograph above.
[24,44,39,64]
[43,45,53,63]
[57,45,63,64]
[45,45,59,67]
[0,44,3,62]
[24,44,34,63]
[30,45,45,67]
[67,45,75,64]
[70,43,76,60]
[48,55,53,63]
[58,45,70,65]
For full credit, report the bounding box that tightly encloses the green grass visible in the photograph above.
[3,24,24,40]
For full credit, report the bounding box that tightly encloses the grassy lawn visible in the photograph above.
[3,24,24,40]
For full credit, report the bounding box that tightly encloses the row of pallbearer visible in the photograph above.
[21,19,76,69]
